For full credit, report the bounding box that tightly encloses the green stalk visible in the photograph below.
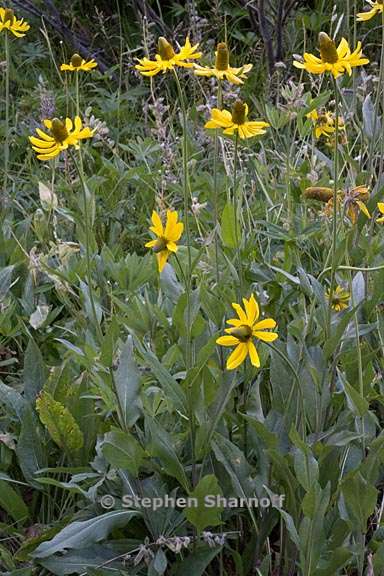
[345,247,365,454]
[232,132,244,295]
[213,80,223,286]
[3,31,10,210]
[327,76,340,333]
[172,70,196,487]
[173,69,192,369]
[378,6,384,180]
[71,151,103,343]
[75,72,80,117]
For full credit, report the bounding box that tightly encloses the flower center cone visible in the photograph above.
[51,118,69,143]
[215,42,229,71]
[319,32,339,63]
[232,100,247,124]
[158,37,175,61]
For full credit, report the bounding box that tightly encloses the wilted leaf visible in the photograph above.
[36,392,84,452]
[39,182,58,210]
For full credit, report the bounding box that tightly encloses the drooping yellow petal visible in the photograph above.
[247,341,260,367]
[226,343,248,370]
[157,250,169,272]
[356,200,371,219]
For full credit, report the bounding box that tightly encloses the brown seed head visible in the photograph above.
[70,54,83,68]
[231,100,247,125]
[215,42,229,71]
[230,325,252,342]
[158,37,175,61]
[319,32,339,64]
[152,238,168,253]
[3,8,14,23]
[304,187,334,203]
[50,118,69,143]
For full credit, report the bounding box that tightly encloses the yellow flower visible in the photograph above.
[29,117,94,161]
[135,36,201,77]
[357,0,384,21]
[326,285,350,312]
[205,100,269,140]
[0,7,29,37]
[145,210,184,272]
[293,32,369,78]
[345,185,371,224]
[60,53,97,72]
[216,295,278,371]
[194,42,252,85]
[307,109,345,139]
[376,202,384,223]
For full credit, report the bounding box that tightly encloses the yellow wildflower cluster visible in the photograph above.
[7,11,381,373]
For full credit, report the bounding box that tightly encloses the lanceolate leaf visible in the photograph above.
[32,510,139,558]
[114,335,142,429]
[23,338,47,402]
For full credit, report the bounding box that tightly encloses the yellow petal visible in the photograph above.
[356,200,371,218]
[216,335,240,346]
[253,318,276,331]
[226,343,248,370]
[151,211,164,235]
[231,302,247,322]
[253,331,278,342]
[247,341,260,367]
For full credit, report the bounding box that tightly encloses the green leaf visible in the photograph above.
[315,547,352,576]
[0,265,15,302]
[101,429,146,476]
[185,475,223,533]
[23,338,47,402]
[342,379,369,417]
[38,545,120,575]
[0,380,26,419]
[32,510,139,559]
[36,392,84,452]
[342,472,378,532]
[197,372,237,458]
[212,434,258,532]
[0,480,29,523]
[134,337,186,413]
[221,202,238,248]
[324,306,359,359]
[114,335,142,428]
[293,448,319,492]
[146,416,190,492]
[174,543,221,576]
[16,406,47,488]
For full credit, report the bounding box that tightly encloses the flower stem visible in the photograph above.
[75,72,80,117]
[172,69,196,487]
[213,80,223,286]
[3,32,10,211]
[71,151,103,343]
[327,76,340,333]
[173,69,192,370]
[233,133,244,295]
